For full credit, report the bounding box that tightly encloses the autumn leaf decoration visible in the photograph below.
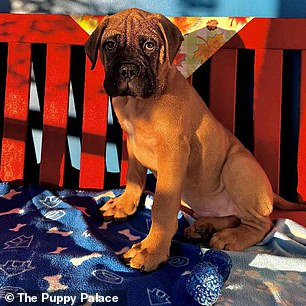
[170,17,200,34]
[173,52,187,67]
[229,17,249,27]
[72,16,105,34]
[194,33,225,61]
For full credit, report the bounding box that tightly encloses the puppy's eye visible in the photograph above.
[144,40,156,52]
[105,40,117,51]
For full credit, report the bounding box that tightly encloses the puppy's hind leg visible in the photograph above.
[213,150,273,251]
[209,216,271,250]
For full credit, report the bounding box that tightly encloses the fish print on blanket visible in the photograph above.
[0,260,35,278]
[3,235,34,249]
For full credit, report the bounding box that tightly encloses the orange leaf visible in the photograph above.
[194,34,224,61]
[171,17,200,34]
[229,17,248,27]
[174,52,186,66]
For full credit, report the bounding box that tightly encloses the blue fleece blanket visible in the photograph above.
[0,183,201,306]
[0,183,305,306]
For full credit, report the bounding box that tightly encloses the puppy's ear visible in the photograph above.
[84,18,109,70]
[155,15,184,64]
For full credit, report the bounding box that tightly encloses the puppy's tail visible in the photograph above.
[273,193,306,211]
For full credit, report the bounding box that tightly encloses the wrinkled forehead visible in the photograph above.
[102,13,161,44]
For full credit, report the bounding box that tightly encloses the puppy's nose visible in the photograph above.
[119,64,138,81]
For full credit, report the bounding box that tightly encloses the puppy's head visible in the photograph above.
[85,8,183,98]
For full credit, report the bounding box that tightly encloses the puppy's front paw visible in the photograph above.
[100,195,139,222]
[123,241,169,272]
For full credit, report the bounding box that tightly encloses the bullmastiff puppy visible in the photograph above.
[85,8,306,272]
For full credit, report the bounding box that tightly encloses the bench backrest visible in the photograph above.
[0,15,110,189]
[0,16,305,201]
[206,18,306,200]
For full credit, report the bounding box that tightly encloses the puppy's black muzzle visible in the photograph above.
[104,56,156,98]
[119,63,139,82]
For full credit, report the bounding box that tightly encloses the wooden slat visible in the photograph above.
[271,210,306,227]
[79,58,108,189]
[253,49,283,193]
[120,132,128,186]
[225,18,306,50]
[0,15,88,45]
[297,50,306,201]
[39,44,70,187]
[210,49,238,132]
[0,42,31,182]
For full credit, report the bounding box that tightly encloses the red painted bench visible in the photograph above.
[0,15,305,225]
